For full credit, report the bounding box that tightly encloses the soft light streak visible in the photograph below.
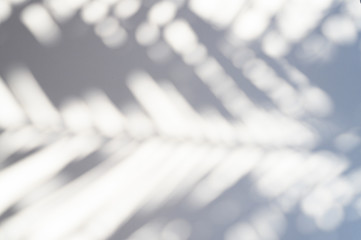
[0,140,137,239]
[25,139,174,240]
[0,76,26,129]
[20,3,61,45]
[188,146,262,208]
[0,134,101,216]
[60,98,94,133]
[6,66,61,129]
[84,89,125,137]
[0,1,11,24]
[127,71,194,138]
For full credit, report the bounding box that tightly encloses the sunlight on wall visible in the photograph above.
[188,146,262,208]
[20,3,61,45]
[6,66,61,129]
[114,0,141,19]
[334,131,361,153]
[148,1,177,26]
[322,14,357,45]
[127,70,197,138]
[60,98,94,133]
[0,76,27,129]
[136,21,160,46]
[83,89,126,137]
[189,0,245,29]
[81,1,109,24]
[1,0,361,240]
[44,0,89,22]
[164,19,198,55]
[0,1,12,24]
[225,206,285,240]
[95,16,128,48]
[232,9,270,41]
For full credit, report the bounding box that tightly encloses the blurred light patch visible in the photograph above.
[188,0,220,25]
[189,0,245,28]
[99,0,119,5]
[164,19,198,55]
[250,207,286,240]
[0,134,101,216]
[7,0,29,5]
[0,126,48,163]
[6,66,61,129]
[239,111,318,148]
[169,147,226,203]
[126,220,162,240]
[114,0,141,19]
[195,57,254,118]
[277,0,327,42]
[347,169,361,198]
[102,27,128,48]
[301,86,333,117]
[0,1,11,24]
[183,44,207,66]
[353,197,361,219]
[83,89,125,137]
[322,15,357,45]
[253,0,285,15]
[21,139,169,240]
[302,187,345,231]
[0,143,137,239]
[0,138,65,215]
[189,146,262,208]
[199,108,236,144]
[262,31,290,58]
[242,58,284,93]
[136,22,160,46]
[95,17,128,48]
[127,71,194,138]
[161,219,191,240]
[95,17,120,38]
[158,82,204,139]
[277,59,310,87]
[343,1,361,32]
[225,223,259,240]
[60,98,94,133]
[147,40,173,63]
[143,144,210,211]
[44,0,74,22]
[254,149,304,198]
[242,57,334,118]
[122,104,155,139]
[231,9,270,41]
[334,131,361,152]
[81,1,109,24]
[296,34,334,62]
[229,47,255,69]
[62,141,184,240]
[225,206,286,240]
[96,140,189,235]
[148,1,177,26]
[20,3,61,45]
[0,76,27,129]
[45,0,89,22]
